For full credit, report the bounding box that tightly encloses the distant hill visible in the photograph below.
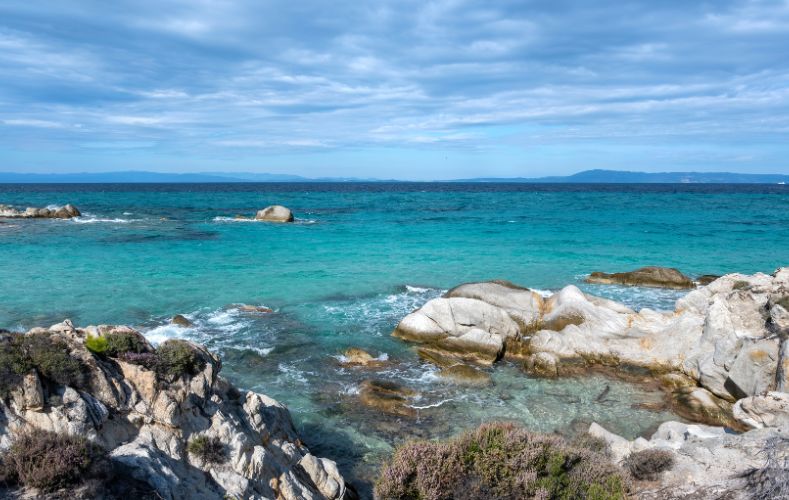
[458,169,789,184]
[0,169,787,183]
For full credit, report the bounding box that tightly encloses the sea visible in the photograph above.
[2,182,788,496]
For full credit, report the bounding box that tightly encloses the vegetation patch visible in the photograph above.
[0,332,85,396]
[187,435,226,464]
[86,330,149,357]
[375,422,629,500]
[155,339,206,378]
[623,449,675,481]
[0,429,109,492]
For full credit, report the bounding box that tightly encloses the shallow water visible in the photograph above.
[2,182,788,496]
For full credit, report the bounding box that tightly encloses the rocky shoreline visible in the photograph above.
[0,204,81,219]
[0,321,354,499]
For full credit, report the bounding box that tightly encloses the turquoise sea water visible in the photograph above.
[2,183,789,495]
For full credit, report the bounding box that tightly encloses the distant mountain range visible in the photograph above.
[0,169,787,184]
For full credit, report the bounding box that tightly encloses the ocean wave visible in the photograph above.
[294,218,317,225]
[71,215,136,224]
[245,346,274,356]
[212,216,257,223]
[142,323,192,345]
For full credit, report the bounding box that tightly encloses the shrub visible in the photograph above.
[105,330,148,356]
[623,449,675,481]
[155,339,205,378]
[118,351,159,369]
[375,422,629,500]
[2,429,108,492]
[85,334,109,355]
[187,435,226,464]
[0,332,84,396]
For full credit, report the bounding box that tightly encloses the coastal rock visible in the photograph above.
[339,347,385,367]
[171,314,193,327]
[255,205,294,222]
[235,304,274,313]
[0,203,81,219]
[696,274,721,286]
[733,391,789,429]
[437,364,492,386]
[358,379,417,417]
[588,421,787,499]
[445,281,544,330]
[585,266,695,289]
[0,322,351,499]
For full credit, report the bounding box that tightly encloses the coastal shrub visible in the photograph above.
[187,435,226,464]
[375,422,629,500]
[0,334,33,397]
[25,333,84,388]
[155,339,206,378]
[118,351,159,369]
[623,449,675,481]
[2,429,108,492]
[0,332,84,396]
[105,330,148,356]
[85,334,109,355]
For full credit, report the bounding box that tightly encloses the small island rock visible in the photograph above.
[255,205,294,222]
[0,203,81,219]
[585,266,695,289]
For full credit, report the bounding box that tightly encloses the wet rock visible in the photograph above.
[358,379,417,417]
[0,203,81,219]
[524,352,558,378]
[585,266,695,289]
[255,205,294,222]
[171,314,193,327]
[236,304,274,313]
[697,274,721,286]
[670,386,738,428]
[438,364,492,386]
[339,347,384,367]
[733,391,789,429]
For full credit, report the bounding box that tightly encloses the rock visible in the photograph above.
[724,339,779,399]
[670,386,738,428]
[0,203,81,219]
[524,352,558,377]
[445,281,544,330]
[236,304,274,313]
[586,266,695,289]
[0,322,351,499]
[171,314,193,327]
[589,421,786,499]
[255,205,294,222]
[438,364,492,386]
[340,347,384,367]
[697,274,722,286]
[358,379,417,417]
[733,391,789,429]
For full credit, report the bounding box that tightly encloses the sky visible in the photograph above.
[1,0,788,180]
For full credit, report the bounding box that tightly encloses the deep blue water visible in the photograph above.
[2,182,788,495]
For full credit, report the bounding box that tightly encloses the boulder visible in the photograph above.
[733,391,789,429]
[445,281,544,330]
[171,314,193,327]
[697,274,722,286]
[358,379,417,417]
[437,364,492,386]
[586,266,695,289]
[339,347,385,367]
[255,205,294,222]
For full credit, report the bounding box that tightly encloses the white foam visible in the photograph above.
[122,212,133,216]
[71,215,134,224]
[247,346,274,356]
[405,285,432,293]
[409,398,454,409]
[295,218,317,225]
[212,216,257,223]
[143,324,190,345]
[531,288,554,298]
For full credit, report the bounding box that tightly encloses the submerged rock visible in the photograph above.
[339,347,384,367]
[255,205,294,222]
[0,322,352,500]
[585,266,695,289]
[235,304,274,313]
[437,364,492,386]
[171,314,193,327]
[358,379,417,417]
[0,203,81,219]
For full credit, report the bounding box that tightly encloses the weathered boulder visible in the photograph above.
[733,391,789,429]
[586,266,695,289]
[0,322,352,500]
[255,205,294,222]
[445,281,544,330]
[589,421,787,499]
[0,203,81,219]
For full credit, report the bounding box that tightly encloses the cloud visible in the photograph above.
[0,0,788,177]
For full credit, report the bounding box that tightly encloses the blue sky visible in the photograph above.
[1,0,788,180]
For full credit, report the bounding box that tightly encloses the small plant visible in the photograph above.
[85,334,109,354]
[623,448,675,481]
[119,351,159,369]
[187,435,226,464]
[375,422,629,500]
[2,429,108,492]
[0,334,33,397]
[155,339,206,378]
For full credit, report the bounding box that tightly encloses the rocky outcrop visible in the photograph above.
[733,392,789,430]
[586,266,695,289]
[0,321,352,500]
[393,268,789,428]
[0,204,81,219]
[588,420,788,499]
[255,205,294,223]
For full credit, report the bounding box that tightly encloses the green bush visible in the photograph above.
[2,429,108,492]
[85,335,109,355]
[375,423,629,500]
[624,449,675,481]
[187,435,226,464]
[0,332,84,396]
[155,339,206,378]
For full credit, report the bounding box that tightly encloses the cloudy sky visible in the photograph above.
[1,0,788,179]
